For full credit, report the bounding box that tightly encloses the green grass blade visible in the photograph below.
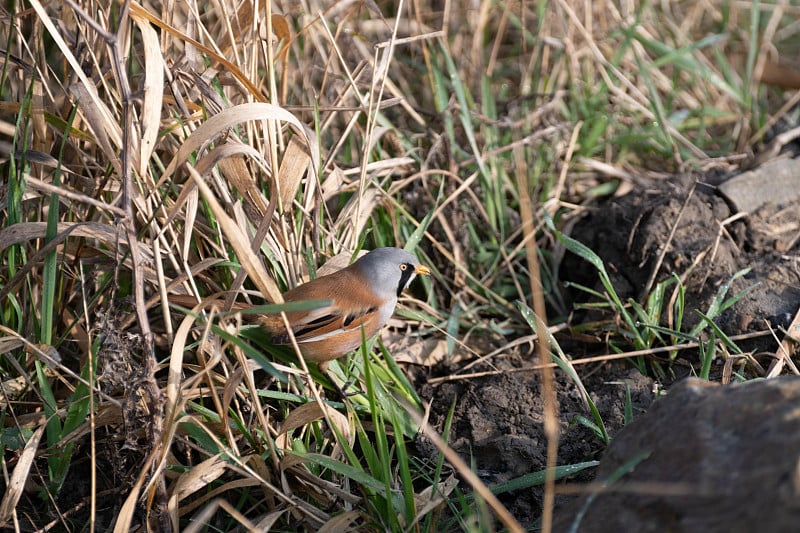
[518,302,609,444]
[490,461,599,495]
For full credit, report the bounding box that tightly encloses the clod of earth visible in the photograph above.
[554,377,800,533]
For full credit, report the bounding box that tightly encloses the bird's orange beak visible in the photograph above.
[415,265,431,276]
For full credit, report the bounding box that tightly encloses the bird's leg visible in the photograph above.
[319,361,362,400]
[340,376,362,396]
[325,370,351,401]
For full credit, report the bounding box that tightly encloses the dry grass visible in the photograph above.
[1,0,798,530]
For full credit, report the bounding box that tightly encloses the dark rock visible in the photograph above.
[555,377,800,533]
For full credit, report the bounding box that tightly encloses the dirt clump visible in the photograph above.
[564,172,800,342]
[554,376,800,533]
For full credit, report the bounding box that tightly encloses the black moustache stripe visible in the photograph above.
[397,264,416,297]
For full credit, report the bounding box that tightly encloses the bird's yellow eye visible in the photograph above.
[399,264,408,271]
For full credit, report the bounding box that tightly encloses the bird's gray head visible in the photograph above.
[354,247,429,299]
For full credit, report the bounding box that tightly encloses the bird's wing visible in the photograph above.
[268,269,383,345]
[278,304,378,344]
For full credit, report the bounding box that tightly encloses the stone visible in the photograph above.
[555,377,800,533]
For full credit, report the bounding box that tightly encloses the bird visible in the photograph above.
[168,247,429,389]
[261,247,430,373]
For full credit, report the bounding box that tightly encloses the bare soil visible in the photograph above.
[415,362,655,525]
[415,168,800,527]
